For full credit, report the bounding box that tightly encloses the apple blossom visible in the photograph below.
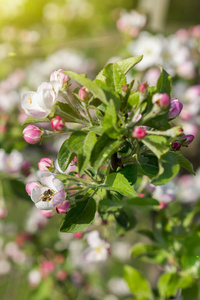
[38,158,53,172]
[26,172,65,210]
[23,124,43,144]
[56,201,70,214]
[50,69,70,87]
[51,116,65,131]
[180,134,194,146]
[132,126,146,139]
[40,210,54,218]
[78,87,91,101]
[168,98,183,119]
[152,93,170,109]
[171,141,181,151]
[21,81,61,119]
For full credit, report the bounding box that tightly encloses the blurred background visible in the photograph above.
[0,0,200,299]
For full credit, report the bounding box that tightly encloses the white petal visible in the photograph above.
[31,187,47,203]
[52,178,64,191]
[35,199,54,210]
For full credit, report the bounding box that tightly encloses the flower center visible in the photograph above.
[41,189,55,202]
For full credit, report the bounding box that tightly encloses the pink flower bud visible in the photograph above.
[51,116,65,131]
[139,82,148,93]
[40,210,54,218]
[74,232,82,239]
[56,201,70,214]
[181,134,194,146]
[50,69,70,87]
[132,126,146,139]
[0,207,8,219]
[121,85,128,96]
[57,270,68,281]
[152,93,170,109]
[171,142,181,151]
[40,261,55,278]
[168,98,183,119]
[23,125,43,144]
[26,181,41,195]
[78,87,91,101]
[38,158,53,172]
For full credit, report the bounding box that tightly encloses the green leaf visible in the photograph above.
[158,272,180,299]
[104,173,137,197]
[95,56,143,82]
[102,99,121,139]
[90,133,123,169]
[60,197,96,233]
[124,265,153,300]
[156,67,171,96]
[131,243,160,257]
[103,63,127,94]
[142,135,169,159]
[152,152,180,185]
[115,208,137,234]
[117,164,137,185]
[58,139,76,172]
[67,131,87,153]
[57,102,86,121]
[64,71,108,104]
[127,197,159,207]
[139,155,159,177]
[89,126,104,136]
[175,153,195,175]
[78,132,97,174]
[98,199,124,213]
[116,56,143,75]
[128,91,140,107]
[23,116,50,126]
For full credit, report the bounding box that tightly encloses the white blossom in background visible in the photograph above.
[178,168,200,203]
[108,277,130,296]
[117,9,146,37]
[128,32,163,70]
[153,182,177,204]
[25,207,48,233]
[83,230,110,263]
[111,241,131,261]
[28,269,42,287]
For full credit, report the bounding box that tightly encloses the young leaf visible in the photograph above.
[103,63,127,94]
[123,265,153,300]
[157,273,180,299]
[142,135,169,159]
[67,131,87,153]
[64,71,108,104]
[23,116,50,126]
[90,133,123,169]
[60,197,96,233]
[156,67,171,96]
[152,152,180,185]
[58,139,76,172]
[104,173,137,197]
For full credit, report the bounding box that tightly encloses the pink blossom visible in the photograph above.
[23,125,43,144]
[40,210,54,218]
[50,69,70,87]
[171,142,181,151]
[38,158,53,172]
[40,261,55,278]
[26,181,41,195]
[152,93,170,109]
[132,126,146,139]
[180,134,194,146]
[51,116,65,131]
[57,270,68,281]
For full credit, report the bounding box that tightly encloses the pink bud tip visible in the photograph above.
[132,126,146,139]
[160,93,170,108]
[74,232,82,239]
[40,210,54,218]
[51,116,65,131]
[168,98,183,119]
[139,82,148,93]
[121,85,128,93]
[78,87,91,101]
[23,125,43,144]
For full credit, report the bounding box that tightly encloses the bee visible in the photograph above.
[36,189,54,203]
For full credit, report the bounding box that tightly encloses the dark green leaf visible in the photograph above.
[67,131,87,153]
[115,208,137,234]
[78,132,97,174]
[127,197,159,207]
[117,164,137,185]
[58,139,76,172]
[60,197,96,233]
[175,153,195,175]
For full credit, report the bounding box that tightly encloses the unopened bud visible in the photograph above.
[50,69,70,87]
[152,93,170,109]
[139,82,148,93]
[78,87,91,101]
[168,98,183,119]
[51,116,65,131]
[164,126,183,138]
[40,210,54,218]
[180,134,194,146]
[38,158,54,172]
[23,125,43,144]
[171,142,181,151]
[132,126,146,139]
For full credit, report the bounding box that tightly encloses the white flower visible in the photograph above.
[28,172,65,210]
[153,181,177,203]
[21,81,61,119]
[83,230,110,262]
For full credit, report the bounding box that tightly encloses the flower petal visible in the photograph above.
[53,189,65,207]
[31,187,48,203]
[35,199,54,210]
[52,177,64,191]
